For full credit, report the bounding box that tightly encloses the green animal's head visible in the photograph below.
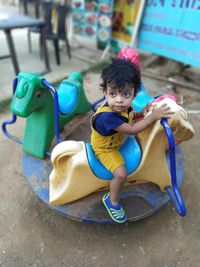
[10,72,51,117]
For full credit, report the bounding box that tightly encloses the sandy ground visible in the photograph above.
[0,67,200,267]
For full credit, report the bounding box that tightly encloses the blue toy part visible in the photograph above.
[58,81,78,115]
[86,136,142,180]
[132,83,154,112]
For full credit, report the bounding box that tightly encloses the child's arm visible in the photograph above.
[115,104,172,135]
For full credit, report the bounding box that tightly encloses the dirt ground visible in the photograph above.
[0,61,200,267]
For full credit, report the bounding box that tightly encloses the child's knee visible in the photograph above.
[115,174,126,183]
[113,166,127,182]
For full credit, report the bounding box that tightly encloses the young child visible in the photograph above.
[91,54,171,224]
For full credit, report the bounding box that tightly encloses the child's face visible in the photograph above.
[104,84,135,113]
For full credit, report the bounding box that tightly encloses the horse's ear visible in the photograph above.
[49,141,84,188]
[51,141,83,165]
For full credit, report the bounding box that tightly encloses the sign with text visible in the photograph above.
[138,1,200,68]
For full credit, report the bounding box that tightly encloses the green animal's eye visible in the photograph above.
[35,91,42,98]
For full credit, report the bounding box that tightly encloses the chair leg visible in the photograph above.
[39,34,43,60]
[53,39,60,65]
[27,29,32,53]
[65,37,71,59]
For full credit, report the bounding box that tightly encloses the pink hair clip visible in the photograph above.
[117,48,140,70]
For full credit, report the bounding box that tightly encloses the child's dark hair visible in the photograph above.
[100,58,141,96]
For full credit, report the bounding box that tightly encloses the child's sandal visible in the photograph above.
[102,193,127,223]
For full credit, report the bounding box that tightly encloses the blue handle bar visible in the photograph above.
[41,79,63,143]
[1,77,23,145]
[161,118,186,216]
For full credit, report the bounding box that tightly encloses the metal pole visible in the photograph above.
[142,71,200,92]
[130,0,146,48]
[5,29,20,75]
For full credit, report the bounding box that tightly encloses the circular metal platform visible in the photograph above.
[22,145,184,224]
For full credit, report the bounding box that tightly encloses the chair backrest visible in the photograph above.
[42,2,54,35]
[41,2,71,38]
[56,4,71,38]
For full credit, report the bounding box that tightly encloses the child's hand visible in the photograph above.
[151,103,172,120]
[144,103,174,124]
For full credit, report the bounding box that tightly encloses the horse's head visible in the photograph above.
[10,72,51,117]
[152,94,187,119]
[147,95,194,143]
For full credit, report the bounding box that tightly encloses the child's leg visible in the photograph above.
[110,165,127,205]
[98,151,127,223]
[102,164,127,223]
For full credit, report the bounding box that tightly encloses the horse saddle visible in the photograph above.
[86,136,142,180]
[58,80,78,115]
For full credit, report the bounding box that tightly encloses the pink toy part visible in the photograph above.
[117,47,140,70]
[153,94,180,105]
